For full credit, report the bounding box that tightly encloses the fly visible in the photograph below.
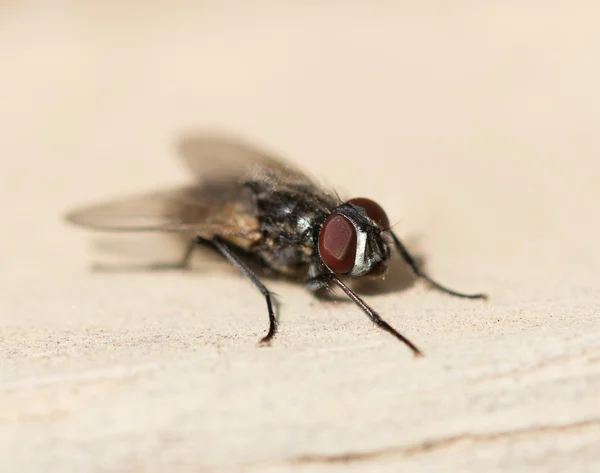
[65,133,487,356]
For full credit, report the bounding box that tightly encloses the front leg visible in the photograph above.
[306,273,423,357]
[391,231,487,300]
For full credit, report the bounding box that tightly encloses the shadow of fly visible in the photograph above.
[65,133,487,356]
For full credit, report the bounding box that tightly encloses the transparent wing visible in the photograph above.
[65,184,259,236]
[177,131,317,188]
[66,132,330,235]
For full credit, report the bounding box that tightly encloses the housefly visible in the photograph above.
[65,133,486,356]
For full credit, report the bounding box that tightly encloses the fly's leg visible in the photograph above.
[171,238,197,268]
[307,273,423,357]
[92,238,198,272]
[206,236,278,345]
[391,231,487,300]
[144,238,197,270]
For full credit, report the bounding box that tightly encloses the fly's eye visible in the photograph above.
[348,197,390,229]
[318,214,357,274]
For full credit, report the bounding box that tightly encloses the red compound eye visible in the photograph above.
[348,197,390,229]
[318,214,357,274]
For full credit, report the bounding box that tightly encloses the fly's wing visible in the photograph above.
[67,132,333,236]
[177,132,319,190]
[65,183,260,239]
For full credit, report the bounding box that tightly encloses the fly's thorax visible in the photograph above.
[248,185,331,275]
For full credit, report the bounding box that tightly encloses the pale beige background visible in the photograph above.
[1,2,599,472]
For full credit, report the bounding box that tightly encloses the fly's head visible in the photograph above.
[318,197,392,279]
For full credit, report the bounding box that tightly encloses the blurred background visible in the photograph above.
[2,2,599,287]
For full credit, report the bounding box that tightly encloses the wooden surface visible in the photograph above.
[1,2,599,472]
